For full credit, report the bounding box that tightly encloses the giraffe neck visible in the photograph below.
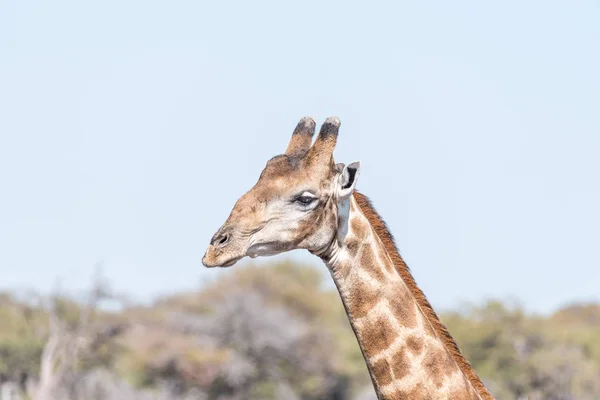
[317,193,492,399]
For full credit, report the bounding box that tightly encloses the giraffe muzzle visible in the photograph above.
[202,243,244,268]
[203,227,248,268]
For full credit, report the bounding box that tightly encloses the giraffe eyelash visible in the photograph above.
[295,196,316,206]
[293,192,317,207]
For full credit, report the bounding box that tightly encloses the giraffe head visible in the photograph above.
[202,117,360,268]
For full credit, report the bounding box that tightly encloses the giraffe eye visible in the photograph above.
[295,195,316,206]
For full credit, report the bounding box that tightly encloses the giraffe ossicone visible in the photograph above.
[203,117,494,400]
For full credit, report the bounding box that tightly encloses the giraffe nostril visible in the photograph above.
[214,233,230,247]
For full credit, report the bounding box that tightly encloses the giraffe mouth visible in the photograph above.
[202,246,245,268]
[221,256,243,267]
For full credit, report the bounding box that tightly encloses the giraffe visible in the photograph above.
[202,117,495,399]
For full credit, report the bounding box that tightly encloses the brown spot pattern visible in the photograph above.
[390,348,411,380]
[406,335,424,356]
[360,247,386,282]
[422,348,455,388]
[345,236,361,254]
[359,314,398,358]
[350,217,370,239]
[395,383,433,399]
[345,278,381,319]
[370,358,394,386]
[387,289,418,329]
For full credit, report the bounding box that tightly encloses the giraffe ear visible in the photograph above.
[337,161,361,201]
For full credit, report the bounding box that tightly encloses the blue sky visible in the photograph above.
[1,1,599,313]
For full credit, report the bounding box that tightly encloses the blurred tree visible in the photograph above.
[1,263,600,399]
[35,272,125,400]
[443,300,600,400]
[151,261,368,399]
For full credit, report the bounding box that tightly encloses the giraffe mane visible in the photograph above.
[353,191,494,400]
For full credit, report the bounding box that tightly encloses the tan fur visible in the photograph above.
[353,192,494,400]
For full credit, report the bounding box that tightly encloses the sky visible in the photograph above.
[1,1,599,314]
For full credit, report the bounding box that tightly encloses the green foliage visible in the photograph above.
[0,293,46,377]
[443,300,600,399]
[0,337,44,377]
